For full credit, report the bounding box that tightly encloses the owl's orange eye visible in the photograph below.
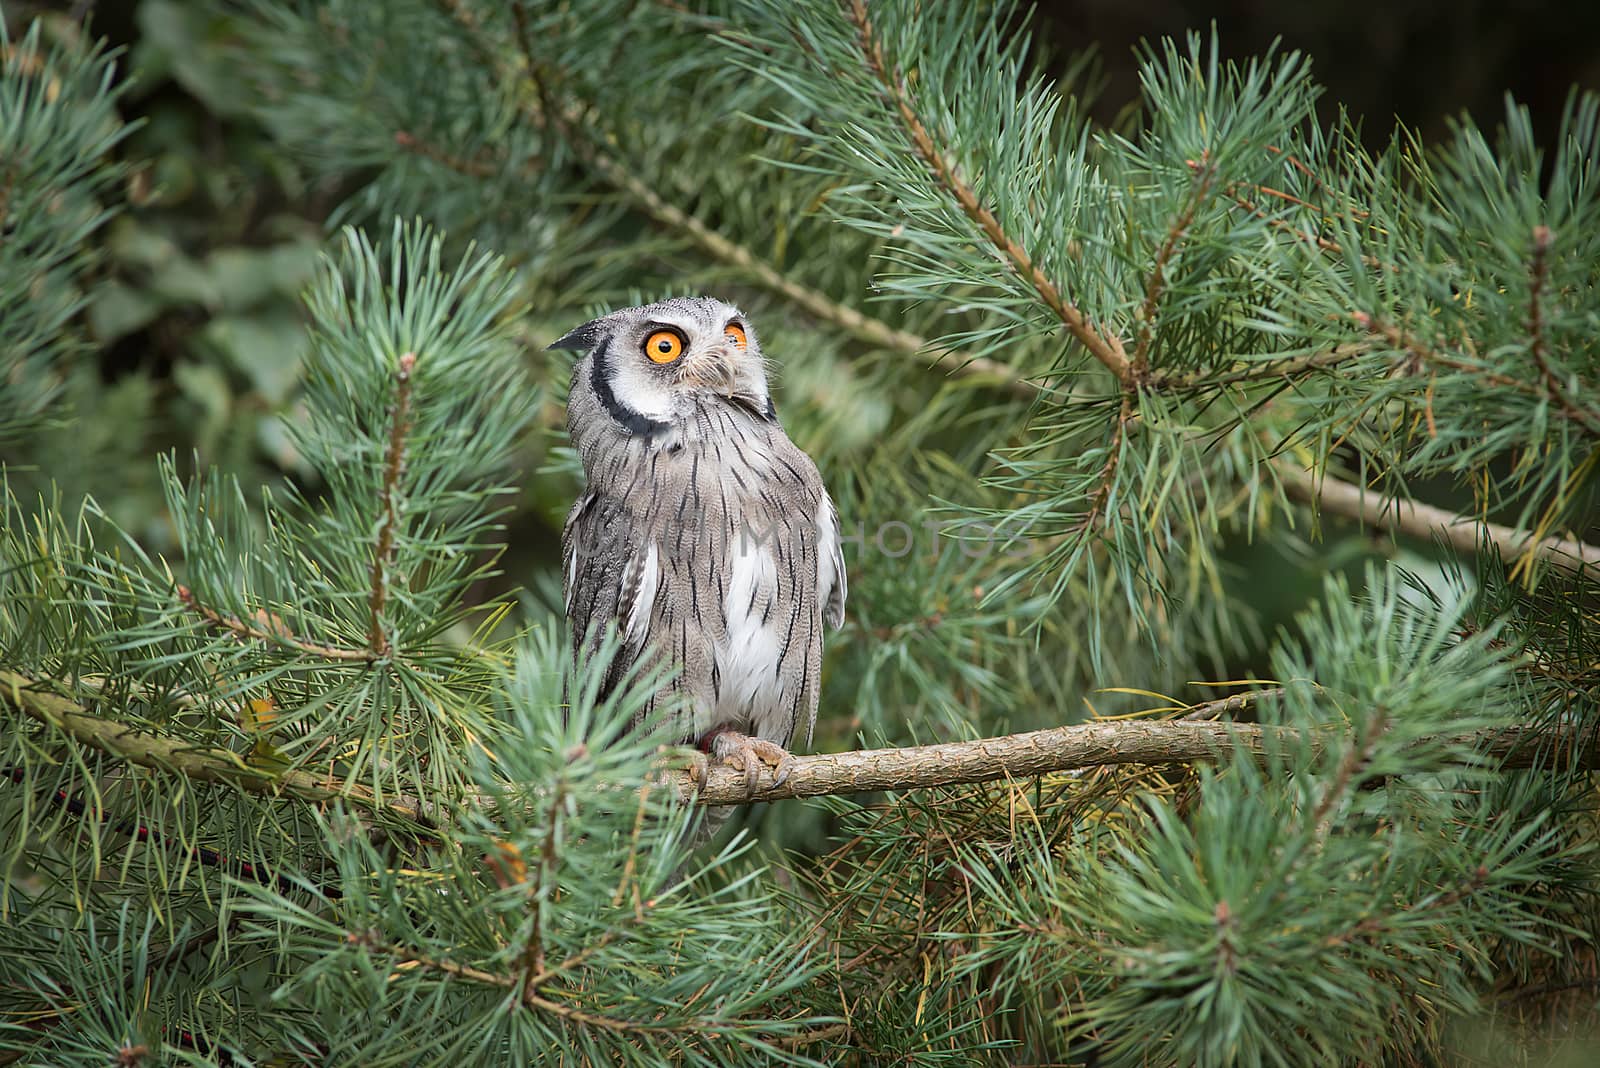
[724,322,748,350]
[643,329,684,364]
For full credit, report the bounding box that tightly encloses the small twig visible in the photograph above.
[1323,864,1490,949]
[1202,151,1390,272]
[1220,184,1388,270]
[368,353,416,658]
[1353,312,1557,402]
[771,1021,852,1049]
[842,0,1133,386]
[1073,397,1133,536]
[1134,155,1217,374]
[1495,976,1600,1002]
[1524,225,1600,436]
[1310,707,1387,828]
[393,130,496,176]
[1151,344,1371,391]
[178,585,373,663]
[520,929,623,994]
[521,778,566,1002]
[0,766,312,896]
[612,780,651,912]
[1274,461,1600,578]
[377,930,732,1036]
[379,937,519,991]
[1262,145,1367,218]
[1180,687,1285,721]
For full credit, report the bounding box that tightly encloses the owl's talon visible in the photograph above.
[686,749,713,793]
[700,728,792,794]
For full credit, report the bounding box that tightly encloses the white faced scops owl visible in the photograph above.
[553,296,846,791]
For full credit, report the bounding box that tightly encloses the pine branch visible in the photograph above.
[178,585,374,663]
[16,668,1589,814]
[429,1,1600,592]
[367,352,416,658]
[1524,224,1600,436]
[1133,153,1218,374]
[686,714,1599,806]
[0,766,307,896]
[1,670,434,826]
[841,0,1134,385]
[1275,461,1600,577]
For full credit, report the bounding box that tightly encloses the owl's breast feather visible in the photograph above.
[718,539,785,719]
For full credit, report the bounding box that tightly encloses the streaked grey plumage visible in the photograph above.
[554,296,845,788]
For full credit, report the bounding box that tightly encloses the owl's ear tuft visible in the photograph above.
[548,317,610,353]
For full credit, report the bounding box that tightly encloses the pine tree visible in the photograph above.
[3,2,1598,1064]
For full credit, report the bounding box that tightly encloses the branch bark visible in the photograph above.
[367,352,416,658]
[12,670,1593,814]
[684,717,1596,806]
[1275,462,1600,578]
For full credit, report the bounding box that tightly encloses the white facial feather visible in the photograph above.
[605,354,677,421]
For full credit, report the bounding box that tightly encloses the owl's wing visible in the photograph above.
[561,490,662,698]
[820,495,847,630]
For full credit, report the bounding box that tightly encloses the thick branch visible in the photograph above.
[1275,462,1600,577]
[9,670,1595,813]
[685,718,1600,806]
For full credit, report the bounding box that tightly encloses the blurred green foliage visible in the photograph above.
[4,2,322,546]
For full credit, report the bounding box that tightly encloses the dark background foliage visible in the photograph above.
[1046,0,1600,150]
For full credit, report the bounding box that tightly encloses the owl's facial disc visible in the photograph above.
[623,314,767,414]
[557,297,773,434]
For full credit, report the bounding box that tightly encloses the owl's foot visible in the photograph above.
[697,727,793,793]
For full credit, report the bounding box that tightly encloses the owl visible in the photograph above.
[552,296,846,791]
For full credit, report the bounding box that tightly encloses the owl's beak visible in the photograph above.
[681,345,739,394]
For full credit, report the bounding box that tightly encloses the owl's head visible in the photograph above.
[552,296,773,437]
